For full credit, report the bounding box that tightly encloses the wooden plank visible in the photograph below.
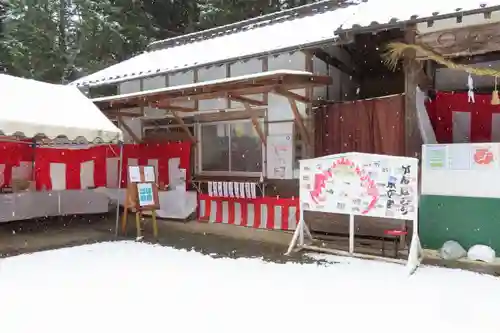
[243,102,266,146]
[93,73,332,111]
[170,110,197,144]
[105,110,144,117]
[274,87,311,103]
[288,97,311,148]
[118,116,141,143]
[228,93,267,106]
[153,103,196,112]
[417,22,500,57]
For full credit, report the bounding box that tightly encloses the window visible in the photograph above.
[199,120,263,174]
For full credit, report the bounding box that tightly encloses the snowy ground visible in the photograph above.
[0,241,499,333]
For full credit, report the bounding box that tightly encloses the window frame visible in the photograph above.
[196,118,265,177]
[142,123,195,138]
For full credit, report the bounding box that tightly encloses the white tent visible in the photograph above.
[0,74,122,142]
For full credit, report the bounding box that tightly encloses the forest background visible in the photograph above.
[0,0,319,83]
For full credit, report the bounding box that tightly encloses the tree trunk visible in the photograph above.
[58,0,67,83]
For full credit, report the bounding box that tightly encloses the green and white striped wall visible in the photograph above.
[420,143,500,252]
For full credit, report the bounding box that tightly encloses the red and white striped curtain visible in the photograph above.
[426,91,500,143]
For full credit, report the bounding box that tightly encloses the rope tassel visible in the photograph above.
[492,77,500,105]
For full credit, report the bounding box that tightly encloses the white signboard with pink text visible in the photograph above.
[299,153,419,220]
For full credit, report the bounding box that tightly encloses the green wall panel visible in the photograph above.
[420,195,500,252]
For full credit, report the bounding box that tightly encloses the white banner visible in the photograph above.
[299,153,419,220]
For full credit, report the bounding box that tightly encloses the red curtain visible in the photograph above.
[315,95,405,157]
[34,142,191,190]
[35,146,109,190]
[119,142,191,188]
[426,91,500,143]
[0,141,33,187]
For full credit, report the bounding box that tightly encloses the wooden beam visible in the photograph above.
[170,110,197,144]
[105,110,144,118]
[416,22,500,58]
[243,102,266,146]
[288,97,311,147]
[95,74,332,111]
[153,102,197,112]
[118,116,141,143]
[274,87,311,103]
[228,93,267,106]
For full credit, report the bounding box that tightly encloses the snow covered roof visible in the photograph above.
[71,0,499,88]
[1,74,122,142]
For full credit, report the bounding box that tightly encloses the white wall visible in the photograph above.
[324,46,356,101]
[435,60,499,91]
[312,55,328,102]
[266,52,306,179]
[118,80,143,143]
[267,52,307,121]
[229,58,264,108]
[169,71,196,110]
[198,65,227,111]
[142,75,167,118]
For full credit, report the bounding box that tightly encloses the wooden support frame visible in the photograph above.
[170,110,197,144]
[105,110,144,118]
[93,72,332,111]
[228,93,266,106]
[154,103,197,112]
[243,102,267,146]
[274,87,311,104]
[118,116,141,143]
[287,97,311,148]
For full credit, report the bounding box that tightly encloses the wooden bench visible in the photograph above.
[304,211,409,258]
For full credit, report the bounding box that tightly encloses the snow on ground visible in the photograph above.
[0,242,499,333]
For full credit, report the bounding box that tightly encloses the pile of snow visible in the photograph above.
[0,241,499,333]
[440,240,467,260]
[468,245,496,263]
[439,240,497,263]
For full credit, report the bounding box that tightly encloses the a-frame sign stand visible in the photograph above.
[121,165,160,239]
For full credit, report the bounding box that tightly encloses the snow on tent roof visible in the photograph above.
[1,74,123,142]
[70,0,499,88]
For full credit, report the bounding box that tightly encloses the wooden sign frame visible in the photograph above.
[121,165,160,238]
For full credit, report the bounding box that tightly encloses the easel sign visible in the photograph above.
[122,165,160,238]
[287,152,423,274]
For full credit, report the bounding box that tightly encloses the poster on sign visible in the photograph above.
[289,152,422,274]
[299,153,418,220]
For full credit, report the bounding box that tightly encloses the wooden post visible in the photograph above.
[404,25,422,159]
[118,116,141,143]
[170,110,197,144]
[243,102,267,146]
[288,97,311,148]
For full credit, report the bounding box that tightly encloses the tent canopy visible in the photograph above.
[1,74,122,143]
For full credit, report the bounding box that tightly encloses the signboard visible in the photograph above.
[422,143,500,198]
[126,165,160,210]
[122,165,160,238]
[267,134,294,179]
[299,153,419,220]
